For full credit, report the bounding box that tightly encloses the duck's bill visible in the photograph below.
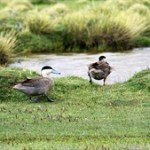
[51,69,61,75]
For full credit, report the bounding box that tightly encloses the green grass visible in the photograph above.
[133,36,150,47]
[0,68,150,149]
[17,32,63,53]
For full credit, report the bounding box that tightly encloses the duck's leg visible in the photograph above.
[32,98,40,103]
[44,94,54,102]
[31,97,41,103]
[29,95,41,103]
[103,78,106,86]
[88,72,92,84]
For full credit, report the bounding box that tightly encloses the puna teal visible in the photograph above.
[13,66,61,102]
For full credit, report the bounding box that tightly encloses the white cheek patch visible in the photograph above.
[41,69,51,77]
[102,59,106,62]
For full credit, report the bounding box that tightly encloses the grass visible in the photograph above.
[0,32,17,65]
[0,0,149,55]
[27,9,59,34]
[17,31,63,53]
[0,68,150,149]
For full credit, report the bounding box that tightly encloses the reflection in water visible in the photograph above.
[9,48,150,84]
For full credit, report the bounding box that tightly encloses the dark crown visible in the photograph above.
[41,66,52,70]
[99,56,106,61]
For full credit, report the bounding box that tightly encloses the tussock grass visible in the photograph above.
[0,6,24,33]
[1,0,32,9]
[41,3,69,19]
[107,0,150,9]
[127,3,150,16]
[49,3,69,14]
[60,7,148,50]
[8,0,33,11]
[116,12,148,38]
[7,0,32,7]
[61,11,92,49]
[0,7,18,20]
[27,11,58,34]
[0,0,150,53]
[0,32,17,65]
[0,68,149,149]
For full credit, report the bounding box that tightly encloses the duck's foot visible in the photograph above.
[89,80,93,84]
[45,94,54,102]
[31,98,40,103]
[88,73,92,84]
[47,98,54,102]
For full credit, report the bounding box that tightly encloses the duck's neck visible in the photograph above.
[42,74,51,78]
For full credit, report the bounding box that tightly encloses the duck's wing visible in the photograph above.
[96,61,112,72]
[21,77,49,87]
[89,61,112,73]
[88,62,99,70]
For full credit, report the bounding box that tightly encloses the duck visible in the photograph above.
[13,66,61,102]
[88,56,112,85]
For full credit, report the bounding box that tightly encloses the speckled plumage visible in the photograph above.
[88,57,112,85]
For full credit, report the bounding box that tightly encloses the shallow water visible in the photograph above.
[10,48,150,84]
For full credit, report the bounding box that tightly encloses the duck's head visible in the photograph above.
[41,66,61,77]
[99,56,106,61]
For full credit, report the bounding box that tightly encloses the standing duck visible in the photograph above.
[88,56,112,85]
[13,66,61,102]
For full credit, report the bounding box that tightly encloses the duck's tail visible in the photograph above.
[110,66,115,71]
[13,84,22,89]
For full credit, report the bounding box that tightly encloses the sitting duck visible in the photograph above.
[88,56,112,85]
[13,66,60,102]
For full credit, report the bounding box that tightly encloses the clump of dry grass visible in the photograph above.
[118,12,148,37]
[2,0,33,10]
[107,0,150,8]
[41,3,69,19]
[61,10,97,49]
[0,7,11,20]
[60,5,148,50]
[27,11,58,34]
[127,3,150,16]
[0,32,17,65]
[50,3,69,14]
